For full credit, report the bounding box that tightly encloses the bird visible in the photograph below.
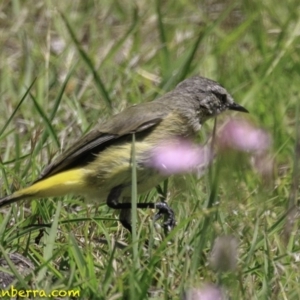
[0,76,248,232]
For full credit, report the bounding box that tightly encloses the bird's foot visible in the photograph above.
[154,202,176,233]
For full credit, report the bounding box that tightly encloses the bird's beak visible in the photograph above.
[228,102,249,113]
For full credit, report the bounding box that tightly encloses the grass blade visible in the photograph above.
[0,78,36,137]
[60,13,112,109]
[131,133,139,268]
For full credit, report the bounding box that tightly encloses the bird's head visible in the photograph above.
[176,76,248,122]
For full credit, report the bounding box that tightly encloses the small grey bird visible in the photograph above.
[0,76,248,231]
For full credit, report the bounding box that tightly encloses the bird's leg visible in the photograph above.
[106,185,132,232]
[107,185,152,210]
[119,208,132,233]
[106,185,125,209]
[106,185,176,232]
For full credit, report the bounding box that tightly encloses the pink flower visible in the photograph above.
[217,119,271,152]
[148,139,212,175]
[250,151,274,182]
[183,284,225,300]
[210,235,238,272]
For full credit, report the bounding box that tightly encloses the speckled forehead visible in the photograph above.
[199,91,217,105]
[210,83,227,94]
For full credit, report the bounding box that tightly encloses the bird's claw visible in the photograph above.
[154,202,176,233]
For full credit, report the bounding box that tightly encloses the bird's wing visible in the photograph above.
[35,101,170,181]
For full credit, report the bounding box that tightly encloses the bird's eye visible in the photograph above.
[214,92,227,103]
[221,94,227,102]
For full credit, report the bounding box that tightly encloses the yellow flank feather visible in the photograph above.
[13,168,89,200]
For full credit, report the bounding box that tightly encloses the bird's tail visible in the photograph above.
[0,193,25,207]
[0,168,87,207]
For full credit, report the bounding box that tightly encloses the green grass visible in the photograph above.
[0,0,300,299]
